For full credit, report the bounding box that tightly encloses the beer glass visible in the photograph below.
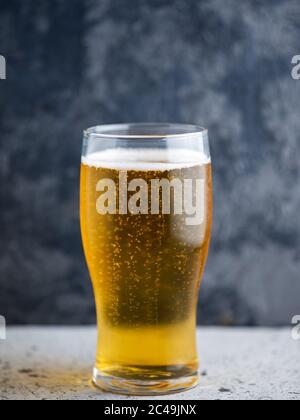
[80,123,212,395]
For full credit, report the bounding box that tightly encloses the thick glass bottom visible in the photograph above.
[92,366,199,396]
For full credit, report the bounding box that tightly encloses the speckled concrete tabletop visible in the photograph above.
[0,327,299,400]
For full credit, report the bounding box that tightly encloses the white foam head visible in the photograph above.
[82,148,210,170]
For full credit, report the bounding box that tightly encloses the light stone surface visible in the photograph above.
[0,327,299,400]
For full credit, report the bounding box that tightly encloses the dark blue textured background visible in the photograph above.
[0,0,300,325]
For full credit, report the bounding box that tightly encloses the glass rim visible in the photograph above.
[84,123,208,140]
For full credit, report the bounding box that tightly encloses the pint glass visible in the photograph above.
[80,123,212,395]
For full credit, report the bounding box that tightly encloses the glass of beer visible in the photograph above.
[80,123,212,395]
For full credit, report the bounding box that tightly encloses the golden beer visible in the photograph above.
[80,143,212,394]
[80,124,212,395]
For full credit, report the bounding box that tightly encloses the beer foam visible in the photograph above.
[82,148,210,170]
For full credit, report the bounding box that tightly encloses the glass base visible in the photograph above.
[92,367,199,396]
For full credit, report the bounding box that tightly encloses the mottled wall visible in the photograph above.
[0,0,300,325]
